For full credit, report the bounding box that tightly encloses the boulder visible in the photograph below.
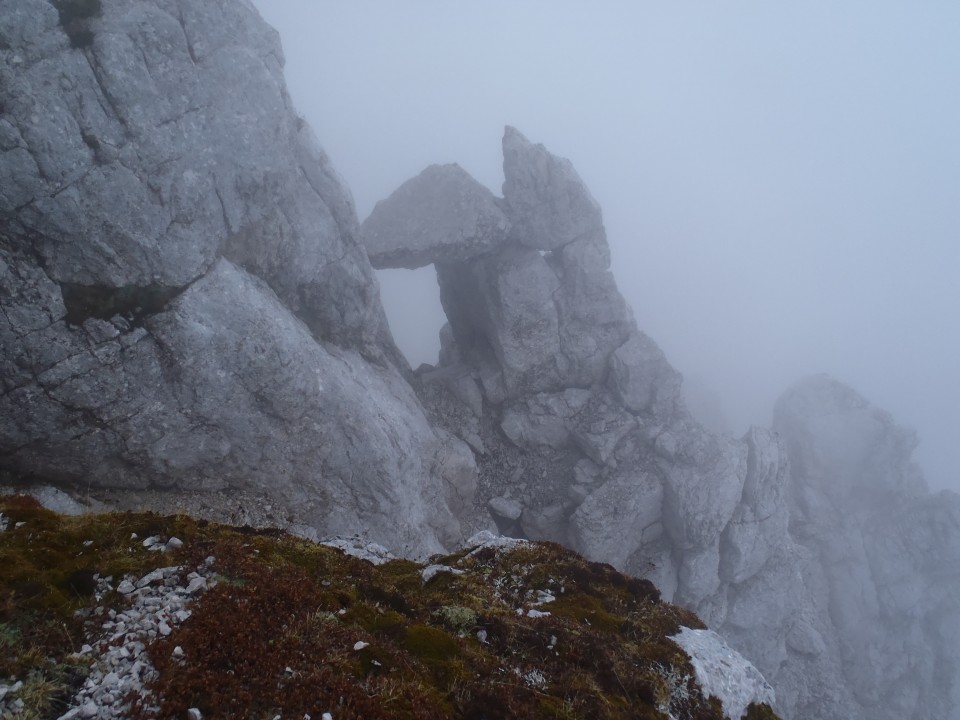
[570,466,665,570]
[609,330,684,420]
[362,163,510,269]
[500,389,592,450]
[501,126,604,251]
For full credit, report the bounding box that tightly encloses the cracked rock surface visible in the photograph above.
[4,3,959,719]
[0,0,476,557]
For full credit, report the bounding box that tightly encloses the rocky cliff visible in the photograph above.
[2,2,957,719]
[362,133,960,719]
[0,0,478,556]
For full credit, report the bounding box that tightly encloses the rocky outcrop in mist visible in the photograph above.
[2,2,957,719]
[0,0,476,555]
[773,376,960,719]
[362,133,960,719]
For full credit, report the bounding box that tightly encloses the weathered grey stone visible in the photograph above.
[9,15,957,717]
[520,501,568,545]
[437,245,563,395]
[657,424,747,551]
[767,375,960,720]
[500,389,591,450]
[362,164,510,269]
[570,467,664,569]
[670,627,777,720]
[786,616,827,657]
[775,374,928,503]
[719,428,789,585]
[568,398,638,467]
[502,126,603,251]
[416,363,486,454]
[609,330,684,419]
[677,544,722,605]
[573,458,602,485]
[553,236,632,385]
[1,251,472,554]
[487,496,523,521]
[0,0,474,557]
[1,0,386,355]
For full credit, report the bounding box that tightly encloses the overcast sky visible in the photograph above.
[252,1,959,493]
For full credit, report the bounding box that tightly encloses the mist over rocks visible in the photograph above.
[772,375,960,720]
[363,131,960,719]
[2,1,957,718]
[0,0,476,555]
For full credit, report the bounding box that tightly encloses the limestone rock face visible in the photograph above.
[364,130,960,720]
[501,125,604,251]
[362,164,510,269]
[363,129,802,712]
[1,0,386,353]
[771,375,960,720]
[0,0,475,556]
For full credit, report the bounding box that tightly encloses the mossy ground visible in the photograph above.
[0,495,781,719]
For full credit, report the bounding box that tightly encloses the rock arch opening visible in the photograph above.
[376,266,447,369]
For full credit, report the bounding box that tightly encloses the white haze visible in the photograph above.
[252,1,960,493]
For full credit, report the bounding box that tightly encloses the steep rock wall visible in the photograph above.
[0,0,476,555]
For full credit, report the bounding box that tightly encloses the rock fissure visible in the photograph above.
[51,0,103,49]
[81,52,130,134]
[60,282,185,326]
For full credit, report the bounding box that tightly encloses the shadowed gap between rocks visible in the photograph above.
[60,282,185,326]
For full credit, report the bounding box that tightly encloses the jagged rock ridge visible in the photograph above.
[362,134,960,720]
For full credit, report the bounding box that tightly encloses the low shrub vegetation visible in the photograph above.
[0,494,780,719]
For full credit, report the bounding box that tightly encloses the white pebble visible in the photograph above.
[136,570,164,588]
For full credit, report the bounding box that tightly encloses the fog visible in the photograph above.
[252,1,959,493]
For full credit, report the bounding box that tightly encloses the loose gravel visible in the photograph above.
[54,555,216,720]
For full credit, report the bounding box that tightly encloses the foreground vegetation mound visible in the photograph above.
[0,495,779,719]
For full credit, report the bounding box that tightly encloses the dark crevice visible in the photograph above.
[51,0,102,49]
[80,131,100,153]
[60,282,183,327]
